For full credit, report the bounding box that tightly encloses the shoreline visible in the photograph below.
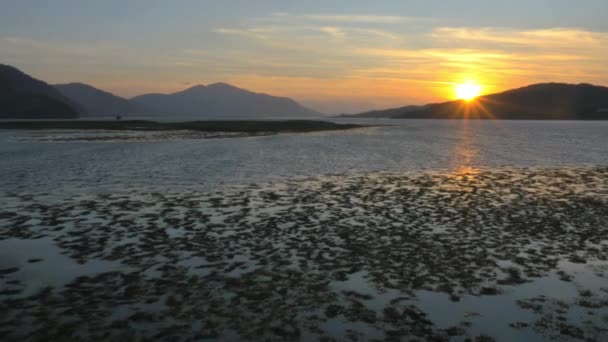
[0,119,366,133]
[0,120,369,142]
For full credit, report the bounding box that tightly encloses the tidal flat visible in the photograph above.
[0,120,365,142]
[1,167,607,340]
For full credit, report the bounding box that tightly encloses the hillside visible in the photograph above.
[0,64,81,119]
[55,83,151,117]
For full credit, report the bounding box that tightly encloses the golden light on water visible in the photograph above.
[451,121,481,176]
[454,81,482,101]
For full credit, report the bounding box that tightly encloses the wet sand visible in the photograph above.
[1,167,607,340]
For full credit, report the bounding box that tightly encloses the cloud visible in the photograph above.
[354,48,427,59]
[213,27,278,40]
[431,27,608,49]
[356,28,399,40]
[319,26,345,39]
[300,14,429,24]
[214,24,397,42]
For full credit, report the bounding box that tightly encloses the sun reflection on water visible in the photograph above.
[450,121,481,176]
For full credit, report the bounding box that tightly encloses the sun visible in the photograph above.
[454,81,482,101]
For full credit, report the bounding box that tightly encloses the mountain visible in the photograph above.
[131,83,319,118]
[55,83,151,117]
[0,64,81,118]
[352,83,608,120]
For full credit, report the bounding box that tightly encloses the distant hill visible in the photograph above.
[339,105,423,118]
[131,83,319,118]
[55,83,151,117]
[0,64,81,118]
[351,83,608,120]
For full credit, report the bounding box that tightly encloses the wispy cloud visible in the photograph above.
[300,14,429,24]
[431,27,608,49]
[351,28,400,40]
[319,26,345,39]
[214,24,398,42]
[213,27,280,40]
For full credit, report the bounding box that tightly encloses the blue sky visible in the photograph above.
[2,0,607,113]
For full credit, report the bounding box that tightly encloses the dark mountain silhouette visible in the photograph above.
[338,105,423,118]
[131,83,319,118]
[352,83,608,120]
[0,64,81,118]
[55,83,151,117]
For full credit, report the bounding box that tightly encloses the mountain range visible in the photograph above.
[130,83,318,118]
[0,64,318,119]
[350,83,608,120]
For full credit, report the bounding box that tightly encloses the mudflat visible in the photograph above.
[1,167,607,340]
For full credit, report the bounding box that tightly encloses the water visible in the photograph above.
[0,238,123,297]
[1,119,607,195]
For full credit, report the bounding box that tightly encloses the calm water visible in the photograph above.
[1,119,606,194]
